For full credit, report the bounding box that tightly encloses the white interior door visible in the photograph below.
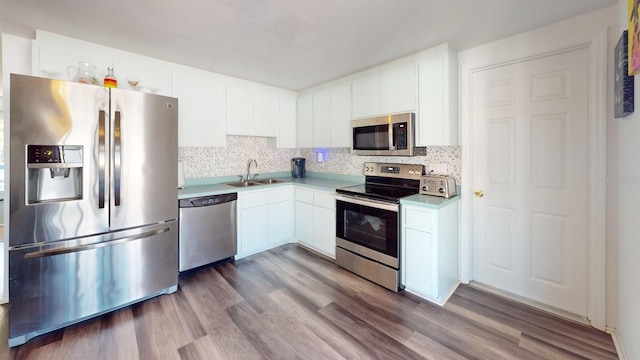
[471,47,589,317]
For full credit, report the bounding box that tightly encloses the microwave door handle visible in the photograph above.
[389,124,395,150]
[98,110,106,209]
[114,110,122,206]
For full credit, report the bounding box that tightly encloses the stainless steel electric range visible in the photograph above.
[335,162,424,291]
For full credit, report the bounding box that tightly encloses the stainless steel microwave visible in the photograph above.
[351,113,415,156]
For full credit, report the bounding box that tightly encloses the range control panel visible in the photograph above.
[363,162,424,180]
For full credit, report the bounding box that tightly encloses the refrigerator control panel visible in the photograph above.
[27,145,83,166]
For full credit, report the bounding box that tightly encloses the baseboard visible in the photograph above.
[469,281,591,326]
[403,281,460,307]
[441,280,461,305]
[295,242,336,262]
[609,329,627,360]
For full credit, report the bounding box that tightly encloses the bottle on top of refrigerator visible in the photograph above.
[104,67,117,88]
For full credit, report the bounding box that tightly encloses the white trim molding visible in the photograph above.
[609,328,627,360]
[458,27,608,330]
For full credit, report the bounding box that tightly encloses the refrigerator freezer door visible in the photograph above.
[8,221,178,346]
[9,74,110,247]
[109,89,179,230]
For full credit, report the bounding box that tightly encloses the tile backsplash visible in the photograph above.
[179,136,298,179]
[179,135,461,183]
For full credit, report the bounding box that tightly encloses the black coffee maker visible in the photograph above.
[291,158,306,178]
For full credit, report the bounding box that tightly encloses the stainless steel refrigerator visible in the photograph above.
[8,74,179,346]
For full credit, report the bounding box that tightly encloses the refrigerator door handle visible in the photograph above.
[114,110,122,206]
[98,110,106,208]
[23,227,170,259]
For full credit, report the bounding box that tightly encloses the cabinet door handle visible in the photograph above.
[474,190,484,198]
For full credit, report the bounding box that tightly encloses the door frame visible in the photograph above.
[459,27,607,330]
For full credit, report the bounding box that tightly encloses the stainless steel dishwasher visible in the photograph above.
[178,193,237,272]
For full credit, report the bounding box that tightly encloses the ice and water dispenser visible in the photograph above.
[26,145,83,204]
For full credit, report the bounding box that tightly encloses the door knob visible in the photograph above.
[474,190,484,198]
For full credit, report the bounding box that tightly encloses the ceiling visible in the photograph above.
[0,0,616,91]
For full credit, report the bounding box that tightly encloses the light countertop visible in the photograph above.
[400,193,460,209]
[178,172,459,209]
[178,173,363,199]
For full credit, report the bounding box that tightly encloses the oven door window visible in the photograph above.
[353,124,389,150]
[336,200,398,257]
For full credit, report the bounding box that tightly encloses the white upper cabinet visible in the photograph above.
[254,85,279,138]
[226,80,286,139]
[380,65,417,115]
[226,79,255,136]
[298,83,351,148]
[33,31,230,148]
[172,66,227,147]
[352,75,381,118]
[297,94,314,148]
[330,83,352,147]
[33,31,171,94]
[352,64,416,118]
[417,49,459,146]
[312,88,332,147]
[300,43,458,147]
[278,92,298,148]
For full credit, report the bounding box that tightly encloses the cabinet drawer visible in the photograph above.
[294,187,314,203]
[403,206,434,232]
[313,192,335,209]
[242,187,292,208]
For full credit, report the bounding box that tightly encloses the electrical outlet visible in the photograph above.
[429,163,447,174]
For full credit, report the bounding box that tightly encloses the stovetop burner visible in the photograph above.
[337,162,424,202]
[337,183,420,202]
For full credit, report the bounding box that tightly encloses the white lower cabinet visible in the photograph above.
[240,205,269,255]
[294,201,314,248]
[401,199,460,305]
[237,186,294,258]
[294,187,336,258]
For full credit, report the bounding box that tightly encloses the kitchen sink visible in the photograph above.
[226,181,261,187]
[225,178,289,187]
[254,178,289,184]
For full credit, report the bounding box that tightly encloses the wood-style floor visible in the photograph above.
[0,243,617,360]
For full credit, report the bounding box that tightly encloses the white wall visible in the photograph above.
[610,2,640,359]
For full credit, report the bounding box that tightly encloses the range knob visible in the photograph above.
[438,187,445,194]
[422,185,429,191]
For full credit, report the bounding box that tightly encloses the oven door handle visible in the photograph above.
[335,194,399,212]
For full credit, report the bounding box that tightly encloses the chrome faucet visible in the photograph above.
[246,159,258,181]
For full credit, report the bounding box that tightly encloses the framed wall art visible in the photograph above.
[629,0,640,74]
[616,30,634,118]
